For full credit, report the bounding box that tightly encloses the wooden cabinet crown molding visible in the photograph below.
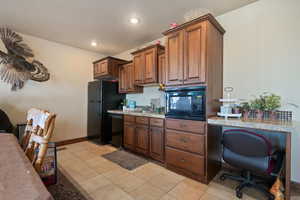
[131,44,165,55]
[162,13,225,36]
[93,56,128,64]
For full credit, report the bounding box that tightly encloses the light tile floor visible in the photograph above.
[57,141,300,200]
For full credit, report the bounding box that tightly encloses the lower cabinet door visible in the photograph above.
[135,125,149,155]
[124,123,135,151]
[150,127,164,162]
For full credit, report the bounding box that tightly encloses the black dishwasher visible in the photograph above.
[108,113,123,148]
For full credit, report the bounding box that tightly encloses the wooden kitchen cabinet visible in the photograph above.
[123,115,165,162]
[150,126,164,162]
[165,118,222,184]
[135,125,149,155]
[93,56,128,79]
[165,31,184,86]
[124,122,135,151]
[119,65,127,93]
[133,53,144,84]
[132,44,165,85]
[165,147,205,176]
[158,52,166,85]
[119,62,143,94]
[163,14,225,86]
[144,48,157,84]
[183,22,207,84]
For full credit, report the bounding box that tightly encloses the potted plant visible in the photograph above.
[240,102,250,120]
[250,97,265,120]
[264,93,281,120]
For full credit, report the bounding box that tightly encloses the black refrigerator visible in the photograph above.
[87,80,125,144]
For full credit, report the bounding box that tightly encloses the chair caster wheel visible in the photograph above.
[236,191,243,199]
[220,175,226,181]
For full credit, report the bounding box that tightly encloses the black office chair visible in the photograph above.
[220,129,283,200]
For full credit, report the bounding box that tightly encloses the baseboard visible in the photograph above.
[55,137,88,146]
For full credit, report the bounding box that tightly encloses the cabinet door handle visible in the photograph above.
[180,158,185,162]
[180,123,187,128]
[180,137,188,143]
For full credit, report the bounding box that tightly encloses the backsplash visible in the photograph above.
[126,86,165,107]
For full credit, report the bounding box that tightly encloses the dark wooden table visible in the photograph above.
[0,133,53,200]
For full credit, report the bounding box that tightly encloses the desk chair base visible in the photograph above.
[220,171,275,200]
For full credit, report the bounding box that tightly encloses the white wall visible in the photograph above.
[0,33,104,142]
[217,0,300,182]
[114,38,166,106]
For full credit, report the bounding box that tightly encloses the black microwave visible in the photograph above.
[165,86,206,121]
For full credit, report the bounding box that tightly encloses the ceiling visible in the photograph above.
[0,0,257,55]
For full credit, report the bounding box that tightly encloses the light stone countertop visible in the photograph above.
[107,110,165,119]
[208,116,295,133]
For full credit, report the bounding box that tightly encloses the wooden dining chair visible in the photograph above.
[21,108,45,150]
[23,108,56,172]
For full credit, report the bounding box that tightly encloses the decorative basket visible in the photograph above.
[243,110,292,121]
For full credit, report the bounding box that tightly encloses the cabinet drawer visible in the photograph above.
[166,118,206,134]
[165,147,205,176]
[150,118,164,127]
[166,129,204,155]
[136,116,149,125]
[124,115,135,123]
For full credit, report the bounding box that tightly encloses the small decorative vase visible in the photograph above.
[243,110,249,120]
[256,110,263,120]
[270,111,277,121]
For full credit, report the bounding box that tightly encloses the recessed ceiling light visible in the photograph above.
[130,17,139,24]
[91,41,97,47]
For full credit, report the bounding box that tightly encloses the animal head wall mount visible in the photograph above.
[0,28,50,91]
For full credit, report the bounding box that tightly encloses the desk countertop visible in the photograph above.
[208,117,295,133]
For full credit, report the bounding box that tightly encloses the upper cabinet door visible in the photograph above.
[158,53,166,85]
[99,60,108,75]
[118,66,127,93]
[144,48,157,84]
[165,31,184,86]
[93,63,99,76]
[183,22,207,84]
[118,62,143,94]
[133,53,144,84]
[127,63,135,91]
